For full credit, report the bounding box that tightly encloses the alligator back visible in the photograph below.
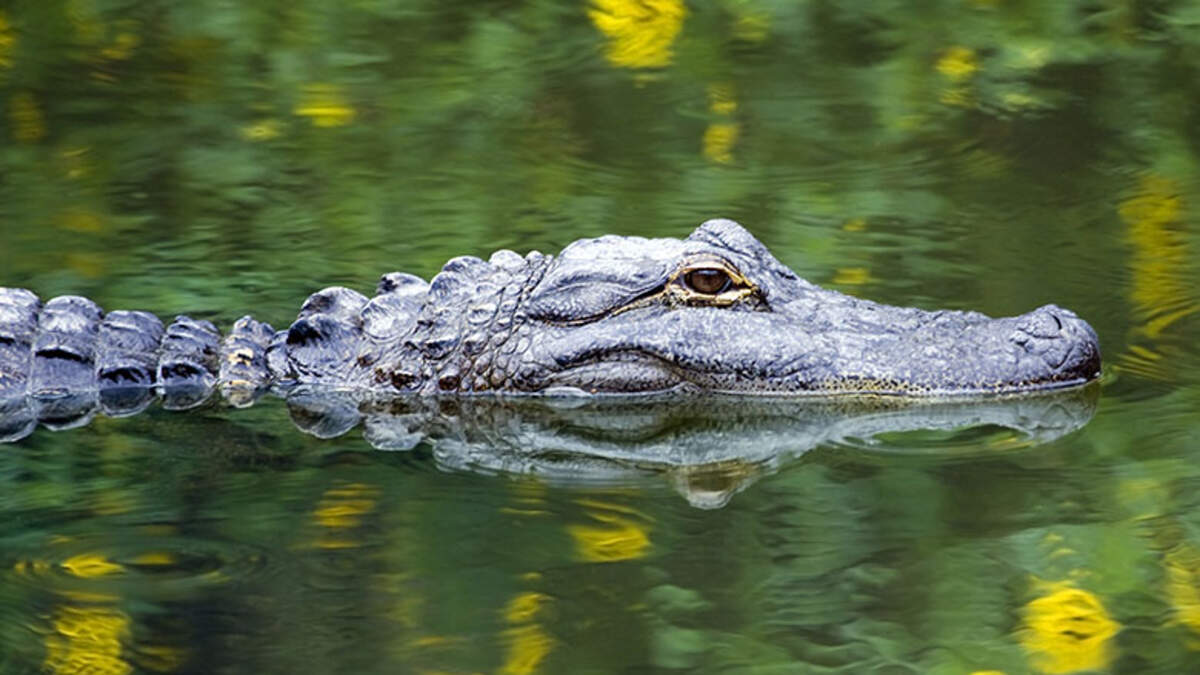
[0,243,548,437]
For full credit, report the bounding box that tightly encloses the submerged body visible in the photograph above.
[0,220,1101,416]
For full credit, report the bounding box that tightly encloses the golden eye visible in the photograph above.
[684,268,733,295]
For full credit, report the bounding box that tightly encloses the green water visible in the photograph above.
[3,1,1200,673]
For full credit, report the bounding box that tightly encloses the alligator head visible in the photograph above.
[504,219,1100,395]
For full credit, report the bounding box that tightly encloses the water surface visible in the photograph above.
[2,1,1200,673]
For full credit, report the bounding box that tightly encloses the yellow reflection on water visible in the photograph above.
[703,83,739,165]
[730,5,769,43]
[1116,174,1197,381]
[939,85,973,108]
[44,605,133,675]
[309,481,379,549]
[9,91,46,142]
[588,0,686,69]
[832,267,872,286]
[498,624,554,675]
[936,46,979,109]
[99,31,139,61]
[702,123,738,164]
[504,592,552,627]
[937,46,979,81]
[1164,544,1200,646]
[1018,583,1119,674]
[295,84,357,127]
[0,11,14,68]
[498,592,555,675]
[61,553,125,578]
[567,498,652,562]
[1119,174,1197,339]
[502,478,552,517]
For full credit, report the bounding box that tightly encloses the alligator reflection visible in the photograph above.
[2,384,1095,508]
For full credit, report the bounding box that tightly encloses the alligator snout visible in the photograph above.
[1010,304,1101,381]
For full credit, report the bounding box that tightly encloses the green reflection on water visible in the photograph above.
[1,0,1200,673]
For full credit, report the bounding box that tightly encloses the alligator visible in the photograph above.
[0,219,1101,442]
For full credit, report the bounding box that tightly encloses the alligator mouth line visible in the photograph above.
[706,374,1099,399]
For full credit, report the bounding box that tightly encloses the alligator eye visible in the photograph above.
[684,268,733,295]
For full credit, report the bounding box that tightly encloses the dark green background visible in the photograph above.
[2,1,1200,672]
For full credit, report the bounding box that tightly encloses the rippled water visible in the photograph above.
[3,1,1200,673]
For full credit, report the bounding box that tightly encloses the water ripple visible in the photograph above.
[5,531,274,598]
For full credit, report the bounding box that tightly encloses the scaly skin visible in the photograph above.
[1,220,1101,420]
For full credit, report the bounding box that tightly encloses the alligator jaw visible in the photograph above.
[532,301,1101,397]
